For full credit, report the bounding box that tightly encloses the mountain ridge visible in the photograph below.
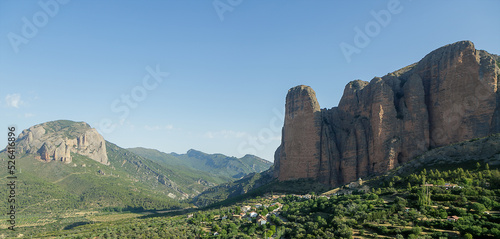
[1,120,273,216]
[127,147,273,180]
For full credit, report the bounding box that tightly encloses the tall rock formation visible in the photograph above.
[274,41,500,186]
[16,120,109,165]
[274,85,322,181]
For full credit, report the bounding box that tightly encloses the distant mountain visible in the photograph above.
[128,148,272,179]
[1,120,274,215]
[0,120,269,215]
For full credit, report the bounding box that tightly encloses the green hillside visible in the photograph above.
[191,168,332,208]
[0,120,275,236]
[106,142,221,199]
[193,134,500,209]
[0,120,273,239]
[0,149,189,236]
[31,135,500,239]
[0,139,236,217]
[128,148,273,179]
[0,150,186,211]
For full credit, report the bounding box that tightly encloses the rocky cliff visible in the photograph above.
[274,41,500,186]
[16,120,109,165]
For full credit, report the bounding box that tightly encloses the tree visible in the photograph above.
[491,228,500,238]
[395,197,407,211]
[212,224,220,232]
[439,210,448,219]
[266,229,274,238]
[464,233,473,239]
[411,226,422,235]
[367,193,378,200]
[470,203,487,214]
[270,225,276,234]
[248,225,256,234]
[478,196,493,210]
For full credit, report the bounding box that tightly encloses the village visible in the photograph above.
[183,168,500,239]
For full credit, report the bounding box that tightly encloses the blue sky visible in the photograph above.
[1,0,499,161]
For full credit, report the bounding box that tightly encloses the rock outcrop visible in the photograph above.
[274,41,500,187]
[16,120,109,165]
[274,85,322,181]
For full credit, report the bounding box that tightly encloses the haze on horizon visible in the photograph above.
[1,0,499,161]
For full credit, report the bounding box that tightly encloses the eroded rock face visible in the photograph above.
[274,41,500,187]
[16,121,109,165]
[274,85,322,181]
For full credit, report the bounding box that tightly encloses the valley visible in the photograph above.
[1,40,499,239]
[8,134,500,238]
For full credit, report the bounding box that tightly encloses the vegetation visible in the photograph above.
[192,169,330,208]
[17,162,499,238]
[128,147,272,180]
[0,120,273,238]
[2,122,499,238]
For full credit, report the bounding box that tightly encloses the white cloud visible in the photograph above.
[144,124,174,131]
[204,130,247,139]
[5,94,23,108]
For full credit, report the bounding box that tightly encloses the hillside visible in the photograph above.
[31,134,500,239]
[0,148,189,234]
[389,133,500,177]
[0,120,273,233]
[190,133,500,209]
[128,147,272,179]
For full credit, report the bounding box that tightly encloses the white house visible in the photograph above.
[257,215,267,225]
[242,206,251,212]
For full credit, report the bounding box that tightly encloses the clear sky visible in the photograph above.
[1,0,499,161]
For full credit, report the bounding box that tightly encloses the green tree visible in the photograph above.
[262,208,269,215]
[439,210,448,219]
[270,225,276,234]
[411,226,422,235]
[470,203,487,214]
[478,196,493,210]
